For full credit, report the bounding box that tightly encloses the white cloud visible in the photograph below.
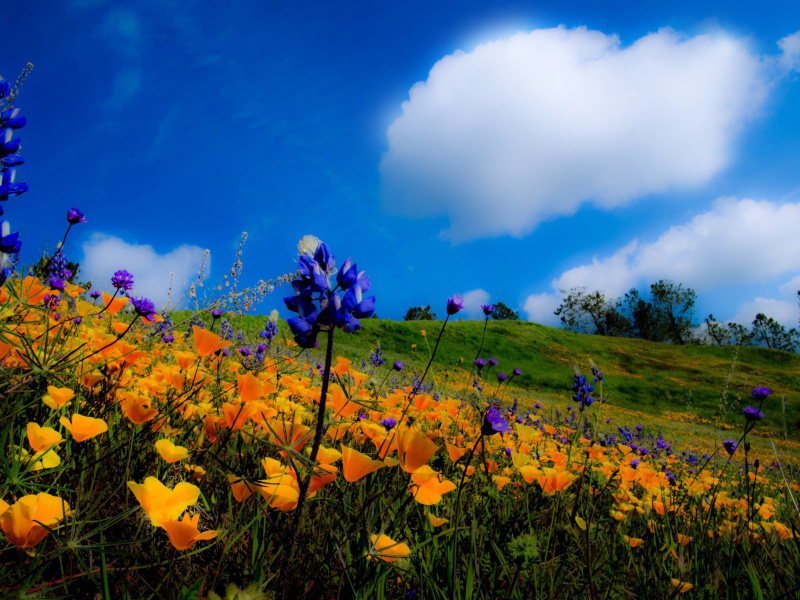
[460,288,491,319]
[523,292,561,327]
[778,32,800,72]
[81,234,209,310]
[732,298,798,327]
[524,197,800,322]
[779,275,800,299]
[381,26,772,242]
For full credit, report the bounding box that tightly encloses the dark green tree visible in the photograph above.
[750,313,799,352]
[491,301,520,321]
[403,305,436,321]
[704,314,732,346]
[554,287,628,336]
[620,288,662,341]
[649,280,697,345]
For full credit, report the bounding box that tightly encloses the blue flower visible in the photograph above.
[446,293,463,315]
[483,405,510,435]
[0,230,21,255]
[0,108,26,129]
[111,270,134,291]
[743,406,765,421]
[0,77,10,99]
[66,208,86,225]
[130,296,157,320]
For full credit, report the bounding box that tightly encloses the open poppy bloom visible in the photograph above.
[155,439,190,463]
[671,579,693,593]
[26,422,63,452]
[428,513,449,527]
[341,444,385,482]
[42,386,74,410]
[160,513,218,550]
[100,291,129,316]
[126,477,201,526]
[237,371,263,402]
[396,427,438,474]
[536,467,576,494]
[0,493,71,549]
[624,535,644,548]
[193,325,232,357]
[59,414,108,442]
[409,467,457,505]
[120,397,159,425]
[369,533,411,563]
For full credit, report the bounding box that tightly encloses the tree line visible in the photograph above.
[554,280,800,352]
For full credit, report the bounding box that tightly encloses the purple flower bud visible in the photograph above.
[474,358,487,370]
[497,373,506,383]
[393,361,404,372]
[743,406,765,421]
[130,296,157,320]
[750,387,771,400]
[513,368,522,376]
[481,304,494,316]
[66,208,86,225]
[446,293,463,315]
[722,440,737,456]
[488,358,498,366]
[210,309,223,318]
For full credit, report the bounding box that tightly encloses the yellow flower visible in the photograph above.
[160,514,218,550]
[59,414,108,442]
[127,477,200,527]
[155,439,190,463]
[26,422,63,453]
[671,579,693,593]
[369,533,411,563]
[0,493,71,549]
[42,386,74,410]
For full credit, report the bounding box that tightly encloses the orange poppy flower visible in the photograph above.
[428,513,449,527]
[126,477,201,527]
[409,468,457,505]
[26,422,64,452]
[396,428,438,474]
[100,292,129,316]
[0,493,71,549]
[237,371,263,403]
[59,414,108,442]
[536,467,576,495]
[42,386,74,410]
[341,445,385,482]
[193,326,232,357]
[155,439,190,463]
[369,534,411,563]
[160,514,218,550]
[671,580,693,593]
[624,535,644,548]
[120,397,159,425]
[228,474,255,502]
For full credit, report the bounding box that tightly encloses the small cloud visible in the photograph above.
[101,8,142,57]
[105,69,142,108]
[523,292,561,327]
[81,233,210,310]
[382,26,772,242]
[460,288,490,319]
[732,297,799,327]
[779,274,800,299]
[778,31,800,72]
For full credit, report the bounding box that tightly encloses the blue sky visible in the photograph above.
[2,0,800,328]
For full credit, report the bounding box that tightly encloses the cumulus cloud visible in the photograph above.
[523,292,561,327]
[732,298,799,327]
[778,32,800,72]
[460,288,491,319]
[523,197,800,323]
[381,26,774,242]
[779,275,800,298]
[81,234,209,309]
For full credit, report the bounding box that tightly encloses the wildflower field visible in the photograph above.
[2,72,800,600]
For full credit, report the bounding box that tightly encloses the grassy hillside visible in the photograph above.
[172,312,800,456]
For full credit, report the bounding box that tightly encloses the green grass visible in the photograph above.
[175,312,800,453]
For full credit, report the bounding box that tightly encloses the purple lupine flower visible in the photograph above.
[393,361,404,372]
[130,296,157,320]
[743,406,765,421]
[722,440,737,456]
[0,231,21,254]
[111,269,134,291]
[66,208,86,225]
[446,293,463,315]
[481,304,494,316]
[48,276,65,291]
[751,387,771,400]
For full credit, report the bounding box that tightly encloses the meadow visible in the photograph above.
[2,74,800,600]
